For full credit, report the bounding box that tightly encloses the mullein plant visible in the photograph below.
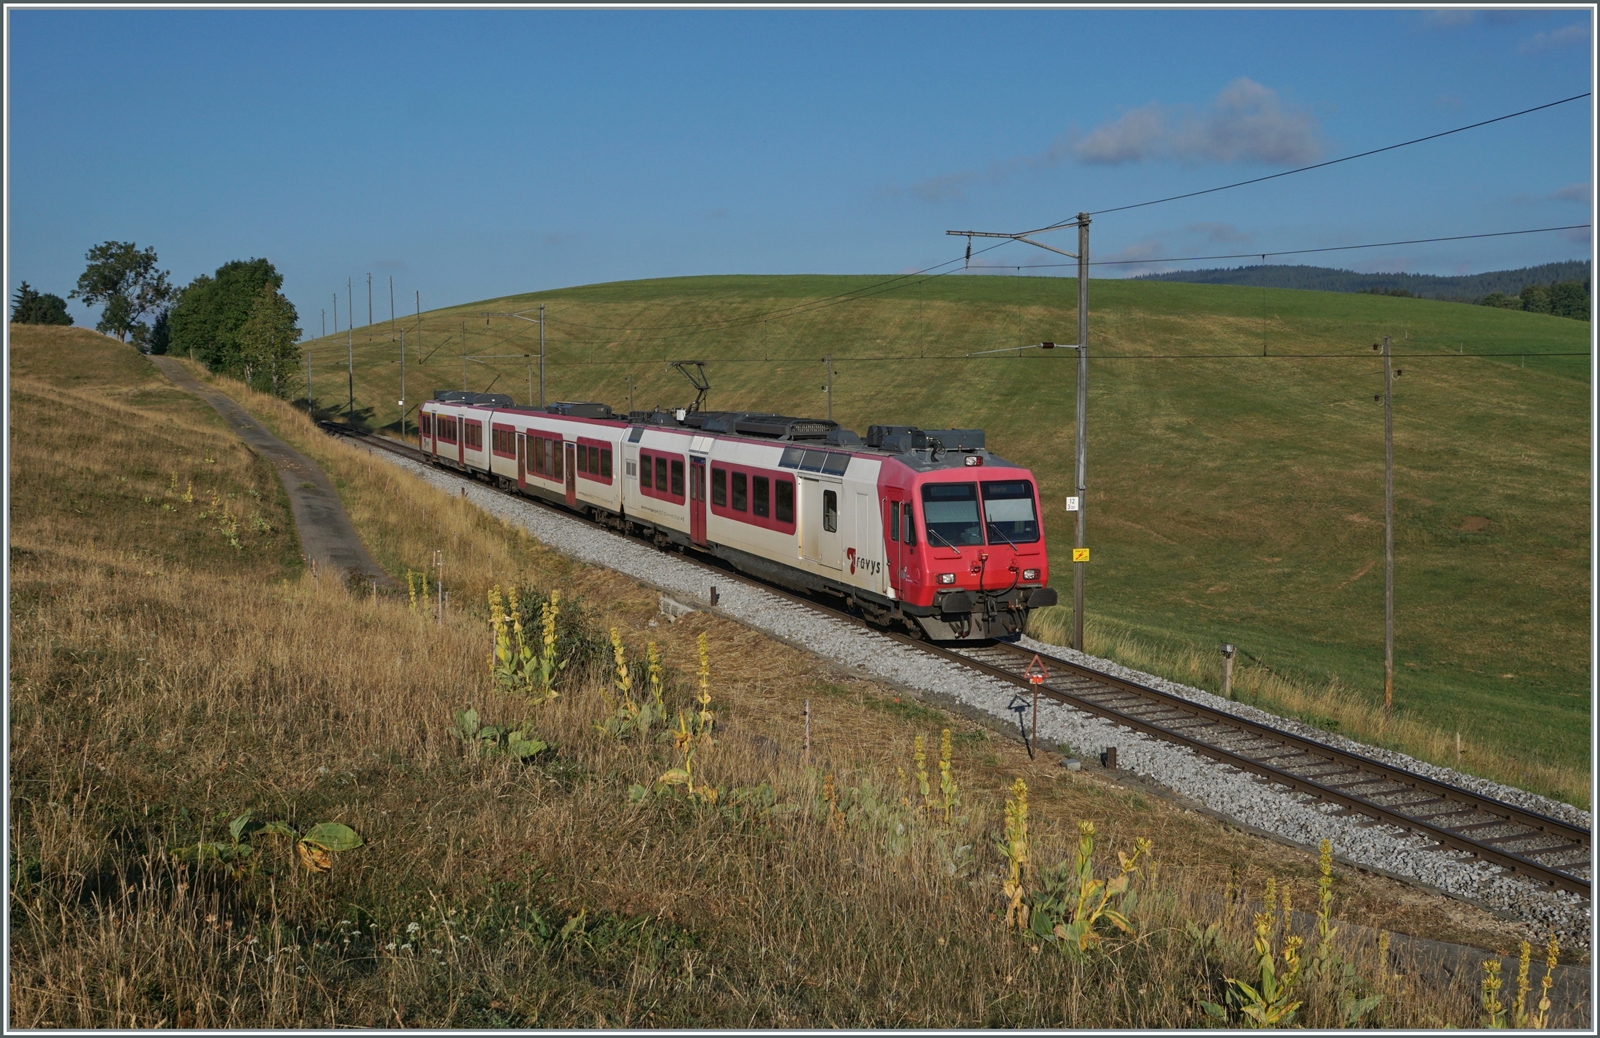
[1202,879,1305,1028]
[999,778,1030,932]
[656,635,717,803]
[486,586,562,703]
[937,729,960,827]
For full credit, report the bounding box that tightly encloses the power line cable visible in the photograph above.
[964,224,1593,271]
[1022,92,1591,230]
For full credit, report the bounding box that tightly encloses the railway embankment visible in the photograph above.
[359,436,1590,953]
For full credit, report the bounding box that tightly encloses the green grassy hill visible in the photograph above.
[296,274,1591,801]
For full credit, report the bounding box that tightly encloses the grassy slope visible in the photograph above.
[11,324,1558,1027]
[301,275,1591,799]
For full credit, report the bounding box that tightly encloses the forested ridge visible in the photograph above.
[1135,260,1590,304]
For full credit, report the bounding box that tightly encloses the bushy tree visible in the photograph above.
[1478,292,1523,310]
[236,282,303,398]
[147,309,171,354]
[1549,280,1590,321]
[70,241,172,342]
[9,282,73,325]
[167,258,284,370]
[1519,284,1552,315]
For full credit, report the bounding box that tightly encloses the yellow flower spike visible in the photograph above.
[1001,778,1030,931]
[913,735,930,802]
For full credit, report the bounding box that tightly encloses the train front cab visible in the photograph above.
[886,465,1055,641]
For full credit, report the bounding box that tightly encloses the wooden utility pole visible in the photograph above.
[399,329,406,440]
[347,278,354,421]
[1382,334,1394,717]
[946,211,1091,649]
[824,355,833,421]
[1072,214,1090,651]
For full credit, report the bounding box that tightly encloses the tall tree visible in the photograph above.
[9,282,74,325]
[236,282,303,398]
[167,258,283,370]
[70,241,172,342]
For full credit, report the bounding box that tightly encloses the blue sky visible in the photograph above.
[6,7,1593,335]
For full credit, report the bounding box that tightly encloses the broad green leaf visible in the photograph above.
[299,822,363,852]
[229,812,254,843]
[627,783,651,803]
[258,821,297,838]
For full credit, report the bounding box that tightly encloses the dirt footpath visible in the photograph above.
[151,357,392,587]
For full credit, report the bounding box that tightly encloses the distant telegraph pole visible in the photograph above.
[486,306,547,405]
[947,213,1092,650]
[321,309,326,339]
[347,277,355,421]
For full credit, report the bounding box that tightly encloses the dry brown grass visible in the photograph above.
[1028,607,1589,808]
[8,326,1574,1027]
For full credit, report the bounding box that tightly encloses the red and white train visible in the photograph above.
[417,392,1055,641]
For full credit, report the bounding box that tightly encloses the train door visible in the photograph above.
[689,457,707,546]
[853,492,871,584]
[818,481,842,569]
[516,432,527,491]
[884,489,906,597]
[799,477,820,563]
[564,442,577,506]
[457,415,465,467]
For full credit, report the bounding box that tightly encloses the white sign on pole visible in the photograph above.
[1065,496,1080,512]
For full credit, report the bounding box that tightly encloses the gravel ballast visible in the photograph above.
[368,446,1592,946]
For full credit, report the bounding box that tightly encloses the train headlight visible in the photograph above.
[937,573,957,585]
[1022,568,1040,581]
[964,455,983,466]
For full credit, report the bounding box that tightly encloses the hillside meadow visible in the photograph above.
[296,274,1592,806]
[9,323,1567,1027]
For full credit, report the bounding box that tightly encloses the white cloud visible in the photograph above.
[1072,103,1166,164]
[1074,79,1324,167]
[1519,23,1589,54]
[887,79,1321,205]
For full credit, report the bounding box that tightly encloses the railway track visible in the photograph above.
[325,422,1592,900]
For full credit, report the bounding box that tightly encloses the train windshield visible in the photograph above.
[921,483,984,547]
[981,481,1039,544]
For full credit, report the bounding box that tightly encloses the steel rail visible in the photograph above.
[323,423,1590,899]
[942,642,1589,898]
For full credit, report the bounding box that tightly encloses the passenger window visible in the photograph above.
[731,472,747,511]
[712,467,727,507]
[655,456,668,491]
[776,479,794,524]
[552,442,562,480]
[823,490,838,533]
[640,452,653,489]
[753,476,770,518]
[601,448,612,479]
[671,459,684,497]
[890,501,900,542]
[903,503,916,546]
[589,445,600,474]
[577,446,588,474]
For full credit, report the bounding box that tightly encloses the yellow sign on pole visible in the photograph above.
[1072,548,1090,563]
